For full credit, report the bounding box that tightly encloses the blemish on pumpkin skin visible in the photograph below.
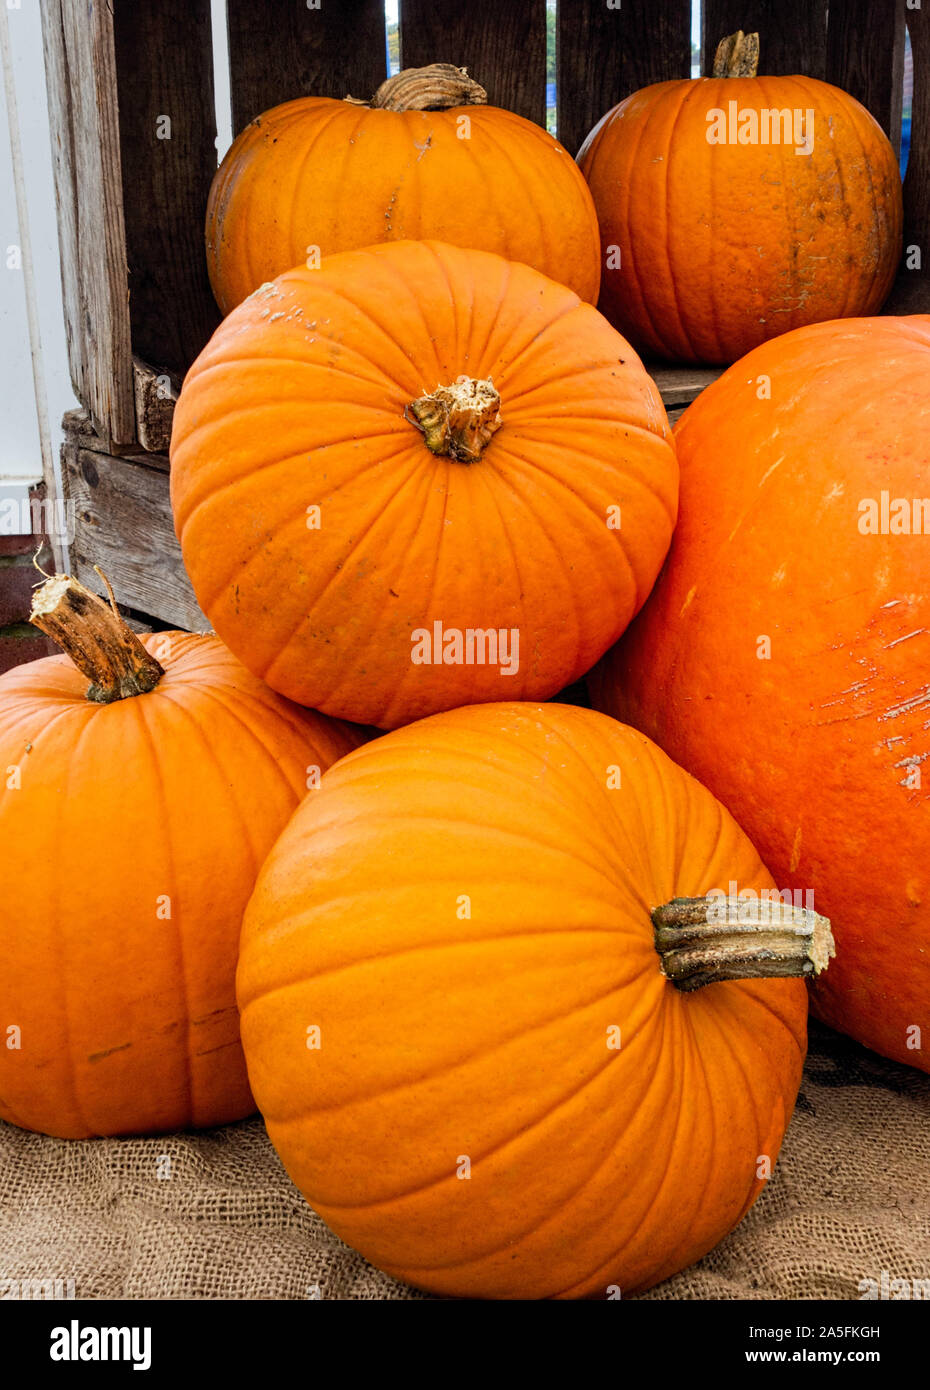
[789,826,802,874]
[88,1042,132,1063]
[906,880,922,907]
[680,586,698,616]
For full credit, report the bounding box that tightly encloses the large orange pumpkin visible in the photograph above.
[578,31,903,364]
[171,239,678,729]
[591,315,930,1073]
[206,63,600,314]
[238,702,833,1299]
[0,576,360,1138]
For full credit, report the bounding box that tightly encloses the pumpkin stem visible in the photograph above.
[652,895,835,992]
[712,30,760,78]
[406,376,502,463]
[363,64,488,112]
[29,571,164,704]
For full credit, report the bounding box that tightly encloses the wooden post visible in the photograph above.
[557,0,692,156]
[400,0,547,127]
[40,0,135,446]
[702,1,828,77]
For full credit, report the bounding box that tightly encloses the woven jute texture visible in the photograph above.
[1,1021,928,1301]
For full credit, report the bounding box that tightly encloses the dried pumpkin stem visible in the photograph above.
[712,30,760,79]
[406,375,502,463]
[653,895,835,992]
[363,64,488,112]
[30,572,163,704]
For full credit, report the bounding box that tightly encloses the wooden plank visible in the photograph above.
[400,0,547,126]
[826,0,905,148]
[558,0,692,157]
[887,4,930,314]
[61,440,207,632]
[226,0,388,133]
[40,0,135,444]
[649,364,725,407]
[133,359,178,456]
[702,1,828,78]
[113,1,221,385]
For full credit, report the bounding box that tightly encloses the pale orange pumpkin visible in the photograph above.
[171,240,678,728]
[206,63,601,314]
[0,576,360,1138]
[238,702,833,1299]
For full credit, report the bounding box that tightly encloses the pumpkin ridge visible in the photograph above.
[489,437,640,637]
[258,966,642,1136]
[151,687,281,877]
[833,82,893,315]
[619,90,676,358]
[662,79,707,360]
[317,459,450,724]
[469,115,553,286]
[130,694,196,1125]
[181,674,356,769]
[179,436,422,621]
[290,981,658,1206]
[49,707,98,1136]
[316,989,674,1278]
[277,104,353,301]
[257,452,429,697]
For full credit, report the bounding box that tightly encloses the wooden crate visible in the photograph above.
[42,0,930,628]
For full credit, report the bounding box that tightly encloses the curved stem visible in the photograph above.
[365,63,488,112]
[712,30,760,78]
[653,894,834,992]
[30,572,164,703]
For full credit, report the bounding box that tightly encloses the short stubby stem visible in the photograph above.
[712,30,761,79]
[406,376,502,463]
[653,895,835,992]
[363,64,488,113]
[30,572,164,704]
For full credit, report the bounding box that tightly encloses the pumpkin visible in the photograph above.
[170,239,678,729]
[590,314,930,1073]
[578,30,903,364]
[0,575,360,1138]
[237,702,833,1299]
[206,63,600,315]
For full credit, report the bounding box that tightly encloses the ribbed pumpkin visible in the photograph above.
[591,315,930,1073]
[0,576,360,1138]
[171,239,678,729]
[238,702,834,1300]
[206,63,600,314]
[578,31,903,364]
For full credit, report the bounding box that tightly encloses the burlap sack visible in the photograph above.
[1,1021,927,1301]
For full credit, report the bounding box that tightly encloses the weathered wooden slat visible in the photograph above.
[113,0,221,386]
[226,0,388,133]
[40,0,135,444]
[133,359,178,456]
[649,364,725,407]
[887,5,930,314]
[400,0,547,126]
[557,0,692,157]
[702,1,828,78]
[61,439,206,631]
[826,0,905,147]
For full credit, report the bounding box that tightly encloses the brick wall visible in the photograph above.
[0,531,57,675]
